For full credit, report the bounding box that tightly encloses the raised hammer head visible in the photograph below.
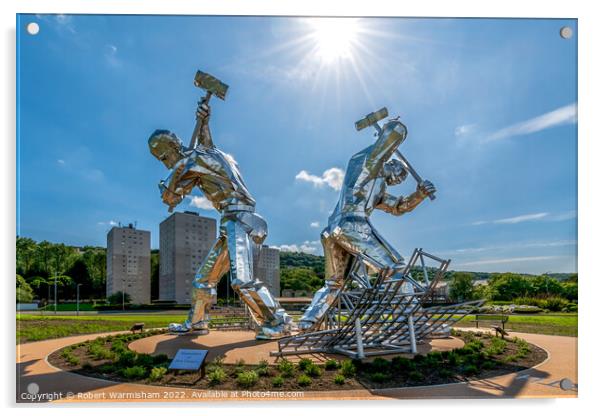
[193,70,229,100]
[355,107,389,131]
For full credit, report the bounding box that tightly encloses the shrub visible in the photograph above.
[484,338,507,356]
[304,363,322,378]
[208,367,227,386]
[438,368,453,378]
[465,340,484,352]
[446,351,460,366]
[272,376,284,387]
[116,351,137,367]
[135,354,155,368]
[67,355,80,366]
[277,359,295,378]
[148,366,167,382]
[122,365,147,379]
[370,357,390,373]
[334,374,345,385]
[369,372,390,383]
[324,359,340,370]
[98,363,116,373]
[541,297,569,312]
[482,360,496,370]
[88,343,113,360]
[408,371,424,382]
[297,358,313,371]
[237,370,259,388]
[153,354,170,365]
[462,364,478,376]
[297,374,312,387]
[391,356,414,372]
[256,360,271,377]
[82,362,93,370]
[340,360,356,377]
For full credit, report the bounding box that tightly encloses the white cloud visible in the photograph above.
[295,167,344,191]
[104,44,122,68]
[310,221,320,228]
[454,124,476,137]
[441,239,577,255]
[486,103,577,142]
[456,256,559,267]
[188,196,214,210]
[98,220,119,227]
[57,159,65,165]
[275,240,322,255]
[472,210,576,226]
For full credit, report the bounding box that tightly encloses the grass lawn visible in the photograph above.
[16,313,187,344]
[454,313,577,337]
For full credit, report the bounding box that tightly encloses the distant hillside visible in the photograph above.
[278,251,575,281]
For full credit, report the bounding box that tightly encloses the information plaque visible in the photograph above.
[168,349,208,371]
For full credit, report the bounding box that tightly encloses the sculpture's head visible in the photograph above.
[148,130,185,169]
[383,159,408,186]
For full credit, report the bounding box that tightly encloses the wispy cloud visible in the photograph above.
[456,256,559,267]
[188,196,213,210]
[472,212,549,226]
[295,167,344,191]
[441,239,577,255]
[471,210,576,226]
[97,220,118,227]
[486,103,577,142]
[104,44,122,68]
[36,14,77,34]
[310,221,320,228]
[57,159,65,165]
[275,240,322,255]
[454,124,476,138]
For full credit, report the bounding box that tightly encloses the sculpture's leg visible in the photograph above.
[299,232,349,330]
[225,218,293,339]
[168,235,229,333]
[299,217,405,331]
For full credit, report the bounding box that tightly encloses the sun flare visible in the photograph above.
[307,18,360,63]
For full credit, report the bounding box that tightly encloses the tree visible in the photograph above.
[107,291,131,305]
[488,273,533,301]
[150,251,160,300]
[280,268,323,292]
[82,247,106,294]
[530,275,564,297]
[16,237,37,276]
[449,272,475,302]
[16,274,34,303]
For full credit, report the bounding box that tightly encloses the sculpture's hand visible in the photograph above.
[417,180,436,199]
[196,99,211,124]
[159,180,183,210]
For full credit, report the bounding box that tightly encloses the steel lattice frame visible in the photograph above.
[274,248,483,358]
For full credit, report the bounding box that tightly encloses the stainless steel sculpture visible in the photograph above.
[149,70,293,339]
[274,108,481,358]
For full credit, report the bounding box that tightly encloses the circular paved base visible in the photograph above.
[129,330,464,365]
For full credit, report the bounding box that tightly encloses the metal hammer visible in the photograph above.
[189,70,229,148]
[355,107,436,201]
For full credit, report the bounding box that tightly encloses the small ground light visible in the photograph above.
[26,22,39,35]
[560,26,573,39]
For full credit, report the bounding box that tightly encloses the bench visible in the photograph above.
[130,323,145,333]
[474,314,509,330]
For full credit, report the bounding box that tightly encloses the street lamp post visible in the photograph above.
[54,271,57,314]
[76,284,83,316]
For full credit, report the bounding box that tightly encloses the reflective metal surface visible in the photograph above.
[149,72,293,339]
[299,115,436,330]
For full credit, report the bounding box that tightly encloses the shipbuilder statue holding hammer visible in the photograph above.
[299,108,437,331]
[148,71,293,339]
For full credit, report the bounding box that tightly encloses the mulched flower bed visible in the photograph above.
[48,329,547,391]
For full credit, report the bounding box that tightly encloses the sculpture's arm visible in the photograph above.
[196,100,214,148]
[159,158,199,210]
[375,180,435,216]
[365,121,407,170]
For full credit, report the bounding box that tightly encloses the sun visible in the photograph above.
[307,18,360,63]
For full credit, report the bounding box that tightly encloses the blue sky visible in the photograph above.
[16,15,577,274]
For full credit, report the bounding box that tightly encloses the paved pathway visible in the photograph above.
[16,330,577,403]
